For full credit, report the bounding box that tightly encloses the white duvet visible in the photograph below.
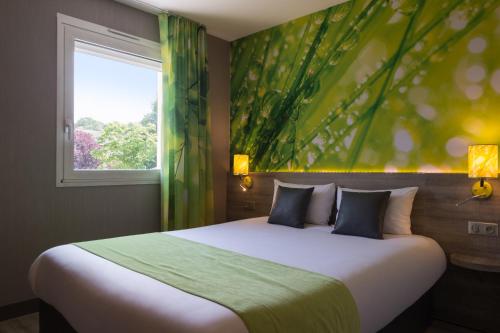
[30,217,446,333]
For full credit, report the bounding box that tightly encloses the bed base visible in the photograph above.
[378,289,432,333]
[39,289,431,333]
[39,301,77,333]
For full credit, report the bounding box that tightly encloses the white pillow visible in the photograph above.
[336,187,418,235]
[271,180,336,225]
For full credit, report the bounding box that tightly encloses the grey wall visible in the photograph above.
[0,0,230,307]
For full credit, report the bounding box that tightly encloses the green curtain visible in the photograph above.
[159,14,214,231]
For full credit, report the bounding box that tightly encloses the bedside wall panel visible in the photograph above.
[227,173,500,255]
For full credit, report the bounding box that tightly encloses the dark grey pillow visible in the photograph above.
[332,191,391,239]
[268,186,314,228]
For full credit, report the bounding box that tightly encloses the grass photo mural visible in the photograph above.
[230,0,500,172]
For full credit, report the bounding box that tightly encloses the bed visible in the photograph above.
[30,216,446,333]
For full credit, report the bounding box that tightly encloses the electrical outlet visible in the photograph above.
[468,221,498,236]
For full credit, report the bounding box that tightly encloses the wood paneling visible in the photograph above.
[450,253,500,273]
[207,35,230,224]
[227,172,500,255]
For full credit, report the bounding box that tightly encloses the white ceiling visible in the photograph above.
[117,0,347,41]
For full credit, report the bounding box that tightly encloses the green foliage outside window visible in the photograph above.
[74,102,158,170]
[91,122,157,169]
[75,117,105,132]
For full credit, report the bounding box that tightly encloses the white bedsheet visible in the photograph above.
[30,217,446,333]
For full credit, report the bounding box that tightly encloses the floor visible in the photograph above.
[0,314,38,333]
[0,313,480,333]
[426,320,481,333]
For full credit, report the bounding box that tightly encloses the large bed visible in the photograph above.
[30,216,446,333]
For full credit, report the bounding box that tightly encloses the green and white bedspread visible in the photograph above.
[76,232,360,333]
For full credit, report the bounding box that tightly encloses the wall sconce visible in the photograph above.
[233,154,253,191]
[456,144,498,206]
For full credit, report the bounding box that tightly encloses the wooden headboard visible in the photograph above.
[227,172,500,255]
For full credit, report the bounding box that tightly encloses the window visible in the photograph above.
[56,14,162,186]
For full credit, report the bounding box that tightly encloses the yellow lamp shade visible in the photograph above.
[468,144,498,179]
[233,154,249,176]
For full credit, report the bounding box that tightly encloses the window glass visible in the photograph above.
[73,42,161,170]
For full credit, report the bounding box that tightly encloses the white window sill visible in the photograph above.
[57,170,161,187]
[57,178,160,187]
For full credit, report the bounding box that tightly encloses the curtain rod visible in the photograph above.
[117,0,206,27]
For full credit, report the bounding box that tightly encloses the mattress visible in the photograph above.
[29,217,446,333]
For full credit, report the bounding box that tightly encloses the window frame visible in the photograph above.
[56,13,162,187]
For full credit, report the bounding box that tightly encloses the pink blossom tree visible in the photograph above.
[74,130,101,169]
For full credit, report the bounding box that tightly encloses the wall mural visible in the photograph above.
[230,0,500,172]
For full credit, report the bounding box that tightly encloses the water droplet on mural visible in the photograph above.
[343,130,356,148]
[390,0,418,15]
[412,76,422,85]
[329,57,339,66]
[312,135,325,151]
[468,37,487,54]
[340,33,359,52]
[307,152,316,165]
[414,41,424,52]
[394,66,406,81]
[446,137,469,157]
[331,3,351,22]
[346,116,354,125]
[416,104,436,120]
[356,91,369,105]
[448,9,469,30]
[248,70,257,81]
[388,12,404,24]
[490,69,500,93]
[465,84,483,100]
[394,129,413,152]
[466,65,486,82]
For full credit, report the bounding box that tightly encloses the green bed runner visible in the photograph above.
[75,233,360,333]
